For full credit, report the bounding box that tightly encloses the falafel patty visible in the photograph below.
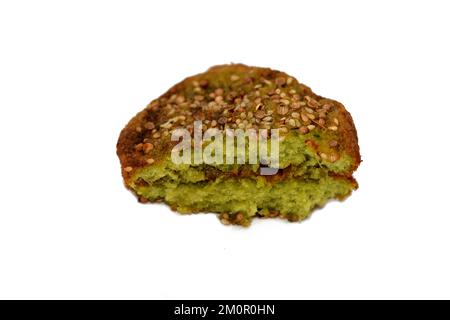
[117,64,361,226]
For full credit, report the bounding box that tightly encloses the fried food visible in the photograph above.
[117,64,361,226]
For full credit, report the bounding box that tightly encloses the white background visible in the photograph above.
[1,0,449,300]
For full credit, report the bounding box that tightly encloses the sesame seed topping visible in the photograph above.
[288,119,296,127]
[135,143,143,151]
[122,66,348,174]
[143,143,154,154]
[235,213,244,222]
[124,166,133,172]
[255,110,266,119]
[299,126,309,134]
[280,99,290,106]
[291,112,300,119]
[329,140,339,147]
[320,153,328,160]
[277,105,289,115]
[275,77,286,86]
[306,113,316,120]
[301,113,310,122]
[218,117,227,125]
[329,154,338,163]
[145,122,155,130]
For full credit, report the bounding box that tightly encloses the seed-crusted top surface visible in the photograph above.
[117,64,360,180]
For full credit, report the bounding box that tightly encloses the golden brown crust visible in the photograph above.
[117,64,360,183]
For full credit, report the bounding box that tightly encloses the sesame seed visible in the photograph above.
[255,110,266,119]
[334,118,339,125]
[328,126,338,131]
[279,127,289,134]
[215,88,224,96]
[320,153,328,160]
[275,77,286,86]
[305,107,314,114]
[144,122,155,130]
[230,75,240,81]
[305,96,320,108]
[306,113,316,120]
[288,119,296,127]
[134,143,143,151]
[299,126,309,134]
[322,104,332,112]
[291,112,300,119]
[136,126,142,133]
[280,99,290,105]
[301,113,310,123]
[175,96,185,104]
[291,102,301,109]
[329,154,338,163]
[286,77,293,85]
[146,158,155,164]
[143,143,154,154]
[329,140,339,147]
[277,105,289,115]
[307,124,316,131]
[124,166,133,172]
[218,117,227,125]
[235,213,244,222]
